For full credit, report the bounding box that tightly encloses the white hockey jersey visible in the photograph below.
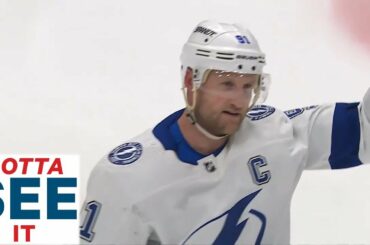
[80,89,370,245]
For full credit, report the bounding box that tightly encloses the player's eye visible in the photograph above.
[243,83,253,90]
[220,81,234,90]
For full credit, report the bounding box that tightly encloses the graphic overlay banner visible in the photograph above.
[0,155,79,244]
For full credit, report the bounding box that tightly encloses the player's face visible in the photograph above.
[194,70,259,136]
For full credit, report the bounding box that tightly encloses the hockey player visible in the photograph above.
[80,20,370,244]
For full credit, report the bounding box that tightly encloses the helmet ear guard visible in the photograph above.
[256,73,271,104]
[181,68,198,119]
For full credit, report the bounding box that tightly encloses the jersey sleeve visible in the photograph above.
[79,158,151,244]
[286,88,370,170]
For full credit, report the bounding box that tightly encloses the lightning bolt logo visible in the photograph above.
[182,189,266,245]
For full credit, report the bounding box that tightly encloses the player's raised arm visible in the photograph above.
[286,87,370,170]
[79,157,151,244]
[359,87,370,161]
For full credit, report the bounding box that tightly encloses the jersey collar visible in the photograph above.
[153,109,225,165]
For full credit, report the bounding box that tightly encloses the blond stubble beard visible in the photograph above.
[194,108,245,137]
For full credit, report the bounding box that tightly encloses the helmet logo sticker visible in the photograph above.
[194,26,217,37]
[108,142,143,165]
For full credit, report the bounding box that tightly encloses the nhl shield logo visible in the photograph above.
[108,142,143,165]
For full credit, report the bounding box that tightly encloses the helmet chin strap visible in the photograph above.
[185,110,228,141]
[184,91,261,141]
[182,86,228,141]
[195,123,228,140]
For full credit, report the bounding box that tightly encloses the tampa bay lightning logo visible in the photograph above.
[182,190,266,245]
[108,142,143,165]
[247,105,275,121]
[284,105,317,119]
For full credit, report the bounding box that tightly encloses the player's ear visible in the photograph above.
[183,67,196,106]
[184,67,193,90]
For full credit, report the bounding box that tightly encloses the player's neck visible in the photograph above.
[178,112,228,155]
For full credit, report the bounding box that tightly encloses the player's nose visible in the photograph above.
[230,89,250,109]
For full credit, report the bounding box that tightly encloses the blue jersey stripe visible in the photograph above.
[329,102,363,169]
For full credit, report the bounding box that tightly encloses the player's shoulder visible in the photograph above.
[239,104,322,143]
[238,104,295,141]
[87,129,166,191]
[96,129,163,170]
[245,104,290,127]
[91,109,187,179]
[84,129,166,204]
[246,104,320,125]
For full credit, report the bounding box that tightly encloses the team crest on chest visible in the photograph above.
[247,105,275,121]
[108,142,143,165]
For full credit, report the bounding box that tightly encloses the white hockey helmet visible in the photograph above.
[180,20,266,88]
[180,20,269,140]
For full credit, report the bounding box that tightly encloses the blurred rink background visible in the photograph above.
[0,0,369,243]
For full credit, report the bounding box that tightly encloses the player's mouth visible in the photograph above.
[222,111,241,118]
